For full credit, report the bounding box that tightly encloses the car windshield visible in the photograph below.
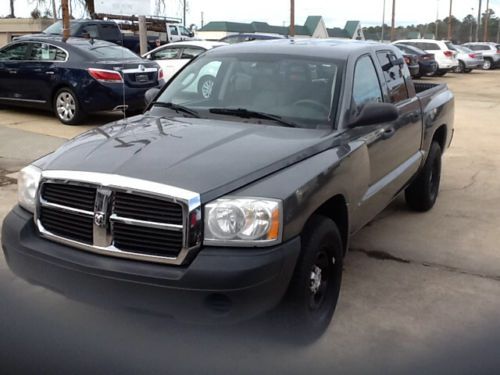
[43,21,79,35]
[155,52,343,129]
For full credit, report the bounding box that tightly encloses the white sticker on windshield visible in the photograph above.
[41,44,50,60]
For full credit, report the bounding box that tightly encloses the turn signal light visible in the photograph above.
[158,68,164,80]
[88,68,123,83]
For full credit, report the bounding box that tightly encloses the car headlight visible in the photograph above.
[17,165,42,213]
[204,197,282,246]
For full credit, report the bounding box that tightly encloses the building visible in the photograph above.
[196,16,364,41]
[0,18,54,47]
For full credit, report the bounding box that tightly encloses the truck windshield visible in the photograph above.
[156,52,343,129]
[43,21,79,35]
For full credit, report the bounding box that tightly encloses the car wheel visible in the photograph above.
[405,141,442,212]
[279,215,343,342]
[434,69,447,77]
[482,58,492,70]
[198,75,215,99]
[54,88,85,125]
[464,68,472,73]
[454,61,465,73]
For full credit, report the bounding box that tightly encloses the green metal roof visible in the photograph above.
[344,21,360,38]
[327,28,349,38]
[304,16,322,35]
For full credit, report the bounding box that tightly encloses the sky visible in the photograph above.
[1,0,498,29]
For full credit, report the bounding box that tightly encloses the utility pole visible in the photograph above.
[447,0,452,40]
[390,0,396,42]
[469,8,474,42]
[497,18,500,43]
[381,0,386,42]
[62,0,70,40]
[183,0,187,27]
[139,16,148,56]
[290,0,295,37]
[201,12,204,28]
[51,0,57,21]
[483,0,489,42]
[476,0,482,42]
[435,0,439,39]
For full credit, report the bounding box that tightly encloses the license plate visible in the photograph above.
[136,74,148,82]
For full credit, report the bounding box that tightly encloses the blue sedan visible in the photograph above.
[0,36,164,124]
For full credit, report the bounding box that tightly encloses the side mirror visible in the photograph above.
[189,31,195,38]
[145,88,161,107]
[348,102,399,128]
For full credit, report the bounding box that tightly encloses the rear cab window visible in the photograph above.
[376,51,409,104]
[98,24,122,40]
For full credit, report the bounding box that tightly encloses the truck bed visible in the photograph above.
[415,82,450,112]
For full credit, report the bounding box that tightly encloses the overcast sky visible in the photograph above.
[1,0,498,28]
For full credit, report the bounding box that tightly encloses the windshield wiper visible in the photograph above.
[151,102,199,118]
[209,108,297,128]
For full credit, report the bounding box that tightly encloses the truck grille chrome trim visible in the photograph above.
[35,170,202,265]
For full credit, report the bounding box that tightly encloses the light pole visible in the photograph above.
[290,0,295,37]
[390,0,396,42]
[435,0,439,39]
[381,0,386,42]
[476,0,482,42]
[447,0,452,40]
[470,8,474,42]
[483,0,490,42]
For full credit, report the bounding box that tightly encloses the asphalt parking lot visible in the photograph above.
[1,70,500,373]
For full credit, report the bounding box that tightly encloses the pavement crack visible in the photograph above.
[442,170,480,192]
[0,169,17,186]
[350,247,500,283]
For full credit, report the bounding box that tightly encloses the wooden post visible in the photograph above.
[476,0,482,42]
[381,0,386,42]
[483,0,490,42]
[290,0,295,37]
[139,16,148,56]
[390,0,396,42]
[62,0,70,41]
[447,0,452,40]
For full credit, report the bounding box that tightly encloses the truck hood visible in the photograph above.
[41,115,340,202]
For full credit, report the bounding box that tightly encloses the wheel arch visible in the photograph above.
[432,124,447,151]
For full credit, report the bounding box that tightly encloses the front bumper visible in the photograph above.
[2,206,301,323]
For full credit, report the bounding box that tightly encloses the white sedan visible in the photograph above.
[143,41,227,97]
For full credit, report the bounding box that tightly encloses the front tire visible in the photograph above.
[279,215,343,341]
[434,69,447,77]
[405,141,442,212]
[454,61,465,73]
[53,88,85,125]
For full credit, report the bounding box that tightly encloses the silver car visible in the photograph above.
[462,42,500,70]
[452,45,484,73]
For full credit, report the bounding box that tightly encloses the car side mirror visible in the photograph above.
[189,31,194,38]
[348,102,399,128]
[145,88,161,106]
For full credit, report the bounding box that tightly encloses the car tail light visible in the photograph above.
[497,49,500,54]
[158,68,164,80]
[443,50,453,58]
[468,53,476,58]
[88,68,123,83]
[404,56,410,64]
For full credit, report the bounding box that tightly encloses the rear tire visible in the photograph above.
[279,215,343,342]
[454,61,465,73]
[464,68,472,73]
[482,58,492,70]
[53,88,86,125]
[405,141,442,212]
[434,69,447,77]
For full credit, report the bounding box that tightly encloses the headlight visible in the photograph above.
[17,165,42,213]
[204,197,282,246]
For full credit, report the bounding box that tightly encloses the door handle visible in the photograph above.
[45,71,55,75]
[7,69,18,74]
[382,127,396,140]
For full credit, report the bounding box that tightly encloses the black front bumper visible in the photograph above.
[2,206,301,323]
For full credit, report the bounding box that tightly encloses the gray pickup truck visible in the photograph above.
[2,39,454,340]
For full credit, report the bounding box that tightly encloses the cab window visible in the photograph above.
[376,51,409,104]
[352,55,383,113]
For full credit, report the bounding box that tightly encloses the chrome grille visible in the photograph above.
[35,171,202,265]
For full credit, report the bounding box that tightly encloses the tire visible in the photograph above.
[198,75,215,99]
[279,215,343,342]
[454,61,465,73]
[405,141,442,212]
[434,69,447,77]
[464,69,472,73]
[482,58,492,70]
[53,88,86,125]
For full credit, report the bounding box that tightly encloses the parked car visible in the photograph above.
[0,36,163,124]
[393,43,438,77]
[142,41,227,94]
[451,44,484,73]
[2,39,454,340]
[219,33,286,44]
[401,52,420,78]
[394,39,458,76]
[462,42,500,70]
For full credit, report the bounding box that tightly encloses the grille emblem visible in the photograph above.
[138,64,145,72]
[94,211,107,227]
